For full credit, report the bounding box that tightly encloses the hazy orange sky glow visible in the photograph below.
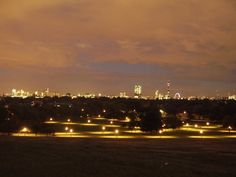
[0,0,236,96]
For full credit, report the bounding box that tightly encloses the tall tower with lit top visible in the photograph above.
[167,81,170,99]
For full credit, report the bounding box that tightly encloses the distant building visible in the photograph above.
[229,95,236,100]
[12,89,17,97]
[11,89,30,98]
[45,88,50,96]
[134,85,142,98]
[120,92,128,98]
[154,90,159,99]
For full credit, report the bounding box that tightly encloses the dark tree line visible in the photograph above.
[0,96,236,134]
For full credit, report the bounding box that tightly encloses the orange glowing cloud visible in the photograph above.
[0,0,235,95]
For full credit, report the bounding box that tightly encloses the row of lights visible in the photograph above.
[65,118,114,125]
[49,115,126,124]
[64,126,119,134]
[158,128,204,135]
[18,125,233,137]
[185,122,210,127]
[65,127,73,133]
[46,117,234,136]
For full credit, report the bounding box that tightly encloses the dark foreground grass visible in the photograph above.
[0,137,236,177]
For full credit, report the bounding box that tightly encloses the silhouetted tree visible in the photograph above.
[164,114,182,129]
[223,115,236,128]
[139,106,162,133]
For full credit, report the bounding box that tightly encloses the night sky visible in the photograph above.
[0,0,236,97]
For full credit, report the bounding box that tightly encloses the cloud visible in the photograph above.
[0,0,236,95]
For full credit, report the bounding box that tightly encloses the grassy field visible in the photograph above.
[0,137,236,177]
[42,118,236,138]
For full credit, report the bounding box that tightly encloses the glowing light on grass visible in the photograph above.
[102,126,106,131]
[67,119,71,122]
[65,127,69,131]
[160,109,164,114]
[228,126,232,133]
[110,121,113,124]
[200,130,203,134]
[104,124,120,128]
[194,124,198,128]
[159,129,163,138]
[115,129,119,134]
[126,117,131,122]
[206,122,210,126]
[70,129,73,133]
[87,119,91,123]
[50,118,53,121]
[186,123,189,126]
[123,130,142,134]
[20,127,30,133]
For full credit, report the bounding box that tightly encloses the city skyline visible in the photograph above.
[0,0,236,96]
[4,83,236,100]
[1,78,235,98]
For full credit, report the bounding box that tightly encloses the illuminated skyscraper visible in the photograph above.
[154,90,159,99]
[12,89,17,97]
[11,89,30,98]
[134,85,142,98]
[45,88,50,96]
[120,92,127,98]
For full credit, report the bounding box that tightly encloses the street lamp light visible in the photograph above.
[102,126,106,131]
[159,130,163,138]
[206,122,210,126]
[110,121,113,124]
[20,127,30,136]
[199,130,203,139]
[115,129,119,138]
[67,118,71,122]
[160,109,164,114]
[87,119,91,123]
[194,124,198,128]
[50,118,53,121]
[20,127,30,133]
[228,126,232,133]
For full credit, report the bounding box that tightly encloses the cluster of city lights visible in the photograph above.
[7,85,236,100]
